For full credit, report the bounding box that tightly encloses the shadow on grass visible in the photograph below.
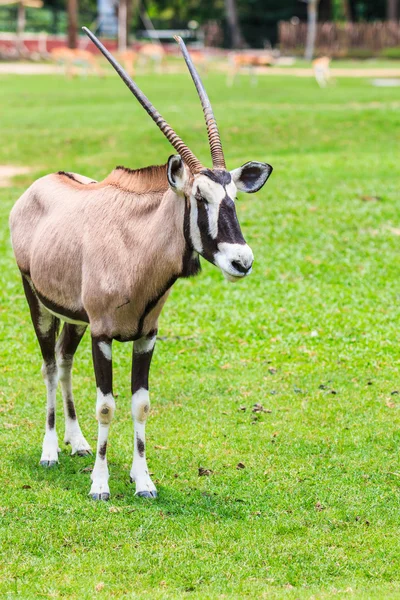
[10,449,250,521]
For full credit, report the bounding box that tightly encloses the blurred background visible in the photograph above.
[0,0,399,67]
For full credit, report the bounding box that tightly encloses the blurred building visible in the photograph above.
[97,0,117,35]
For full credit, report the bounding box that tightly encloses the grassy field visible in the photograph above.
[1,69,400,599]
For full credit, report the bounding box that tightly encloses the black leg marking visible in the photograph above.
[22,275,60,468]
[92,336,113,396]
[57,323,92,456]
[99,441,107,460]
[137,437,145,457]
[57,324,87,423]
[131,330,156,394]
[48,408,55,430]
[131,351,153,395]
[65,397,76,421]
[130,335,157,499]
[90,335,114,501]
[22,275,60,366]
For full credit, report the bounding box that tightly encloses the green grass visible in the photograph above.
[1,71,400,599]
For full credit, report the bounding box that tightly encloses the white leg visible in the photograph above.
[130,388,157,497]
[90,336,114,501]
[89,390,115,500]
[56,323,91,456]
[58,355,92,455]
[40,361,60,466]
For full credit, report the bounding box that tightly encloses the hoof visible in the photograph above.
[76,449,92,457]
[91,492,110,501]
[136,490,157,499]
[40,460,58,468]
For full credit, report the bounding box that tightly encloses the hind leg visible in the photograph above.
[56,323,92,456]
[22,276,60,467]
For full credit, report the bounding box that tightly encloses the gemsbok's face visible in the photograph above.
[167,155,273,282]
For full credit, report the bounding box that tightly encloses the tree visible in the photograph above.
[387,0,398,21]
[342,0,352,21]
[224,0,244,48]
[118,0,128,51]
[304,0,319,60]
[67,0,78,48]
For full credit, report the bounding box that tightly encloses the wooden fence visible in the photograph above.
[279,21,400,57]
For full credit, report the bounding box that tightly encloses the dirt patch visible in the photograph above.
[0,165,32,187]
[1,61,400,78]
[0,63,61,75]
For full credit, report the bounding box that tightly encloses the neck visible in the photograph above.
[103,164,169,194]
[154,189,201,280]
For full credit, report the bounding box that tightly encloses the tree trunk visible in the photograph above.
[16,2,25,57]
[387,0,398,21]
[67,0,78,49]
[126,0,132,46]
[343,0,352,21]
[118,0,128,51]
[305,0,319,61]
[224,0,244,49]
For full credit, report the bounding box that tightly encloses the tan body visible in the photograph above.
[50,47,103,77]
[228,50,274,86]
[117,50,138,76]
[137,43,165,73]
[10,167,187,339]
[312,56,331,87]
[231,52,274,68]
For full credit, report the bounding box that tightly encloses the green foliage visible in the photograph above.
[380,46,400,59]
[1,68,400,598]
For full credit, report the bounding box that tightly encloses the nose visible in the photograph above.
[231,257,253,275]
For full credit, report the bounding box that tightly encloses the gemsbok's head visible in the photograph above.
[84,29,273,282]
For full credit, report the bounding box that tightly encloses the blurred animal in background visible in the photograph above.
[137,42,165,73]
[227,50,274,86]
[312,56,331,87]
[117,49,138,77]
[50,47,103,78]
[186,48,210,76]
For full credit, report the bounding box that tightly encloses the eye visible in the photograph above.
[195,191,209,206]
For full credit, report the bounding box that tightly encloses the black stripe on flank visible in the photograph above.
[34,288,89,324]
[136,275,178,339]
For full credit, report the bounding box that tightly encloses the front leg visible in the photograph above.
[130,331,157,498]
[90,335,115,501]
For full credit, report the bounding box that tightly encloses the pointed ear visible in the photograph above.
[167,155,189,191]
[230,161,273,193]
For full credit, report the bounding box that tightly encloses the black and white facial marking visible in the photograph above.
[168,155,273,282]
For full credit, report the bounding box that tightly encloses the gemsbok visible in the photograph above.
[9,28,273,500]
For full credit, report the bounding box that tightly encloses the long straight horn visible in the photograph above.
[174,36,226,170]
[82,27,203,174]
